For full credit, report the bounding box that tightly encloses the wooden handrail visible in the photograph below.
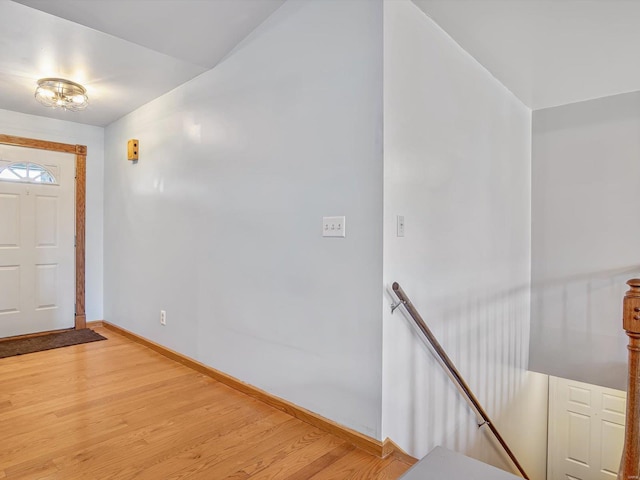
[619,279,640,480]
[391,282,530,479]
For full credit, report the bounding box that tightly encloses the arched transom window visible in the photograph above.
[0,162,58,184]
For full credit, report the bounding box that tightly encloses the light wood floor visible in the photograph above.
[0,327,412,480]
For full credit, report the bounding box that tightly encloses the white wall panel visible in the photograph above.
[531,92,640,390]
[382,1,544,477]
[104,0,383,438]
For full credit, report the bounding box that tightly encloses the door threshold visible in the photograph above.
[0,327,75,343]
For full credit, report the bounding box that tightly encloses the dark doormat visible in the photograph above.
[0,329,107,359]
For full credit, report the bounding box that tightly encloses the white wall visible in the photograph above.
[104,0,384,438]
[0,108,104,321]
[531,92,640,390]
[382,1,546,478]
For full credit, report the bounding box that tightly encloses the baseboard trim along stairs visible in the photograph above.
[88,320,415,464]
[399,446,521,479]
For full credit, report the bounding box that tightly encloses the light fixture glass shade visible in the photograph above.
[35,78,88,111]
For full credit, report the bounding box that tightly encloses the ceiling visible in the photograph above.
[413,0,640,110]
[1,0,639,126]
[1,0,284,126]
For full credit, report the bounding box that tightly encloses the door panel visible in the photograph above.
[567,411,590,466]
[35,195,58,246]
[35,263,58,309]
[0,193,19,246]
[548,376,626,480]
[0,266,19,313]
[0,145,75,337]
[600,421,624,475]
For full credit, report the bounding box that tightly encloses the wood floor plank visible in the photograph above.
[6,388,271,478]
[52,408,285,479]
[282,443,357,480]
[0,327,411,480]
[100,412,291,480]
[247,434,347,480]
[305,445,395,479]
[218,428,328,479]
[378,459,415,480]
[162,419,314,480]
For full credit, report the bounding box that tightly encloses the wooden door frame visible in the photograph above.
[0,134,87,330]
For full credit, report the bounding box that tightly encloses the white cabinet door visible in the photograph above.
[548,376,626,480]
[0,147,75,337]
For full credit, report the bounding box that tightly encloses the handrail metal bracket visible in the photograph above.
[390,300,406,314]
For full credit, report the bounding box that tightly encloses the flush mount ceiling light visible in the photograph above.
[34,78,88,111]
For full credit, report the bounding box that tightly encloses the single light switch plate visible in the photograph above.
[323,216,346,238]
[397,215,405,237]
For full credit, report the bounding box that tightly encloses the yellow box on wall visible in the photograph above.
[127,139,139,161]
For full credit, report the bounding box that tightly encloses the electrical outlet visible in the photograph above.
[322,216,346,238]
[160,310,166,326]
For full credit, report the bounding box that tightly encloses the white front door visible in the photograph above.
[0,145,75,337]
[548,376,626,480]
